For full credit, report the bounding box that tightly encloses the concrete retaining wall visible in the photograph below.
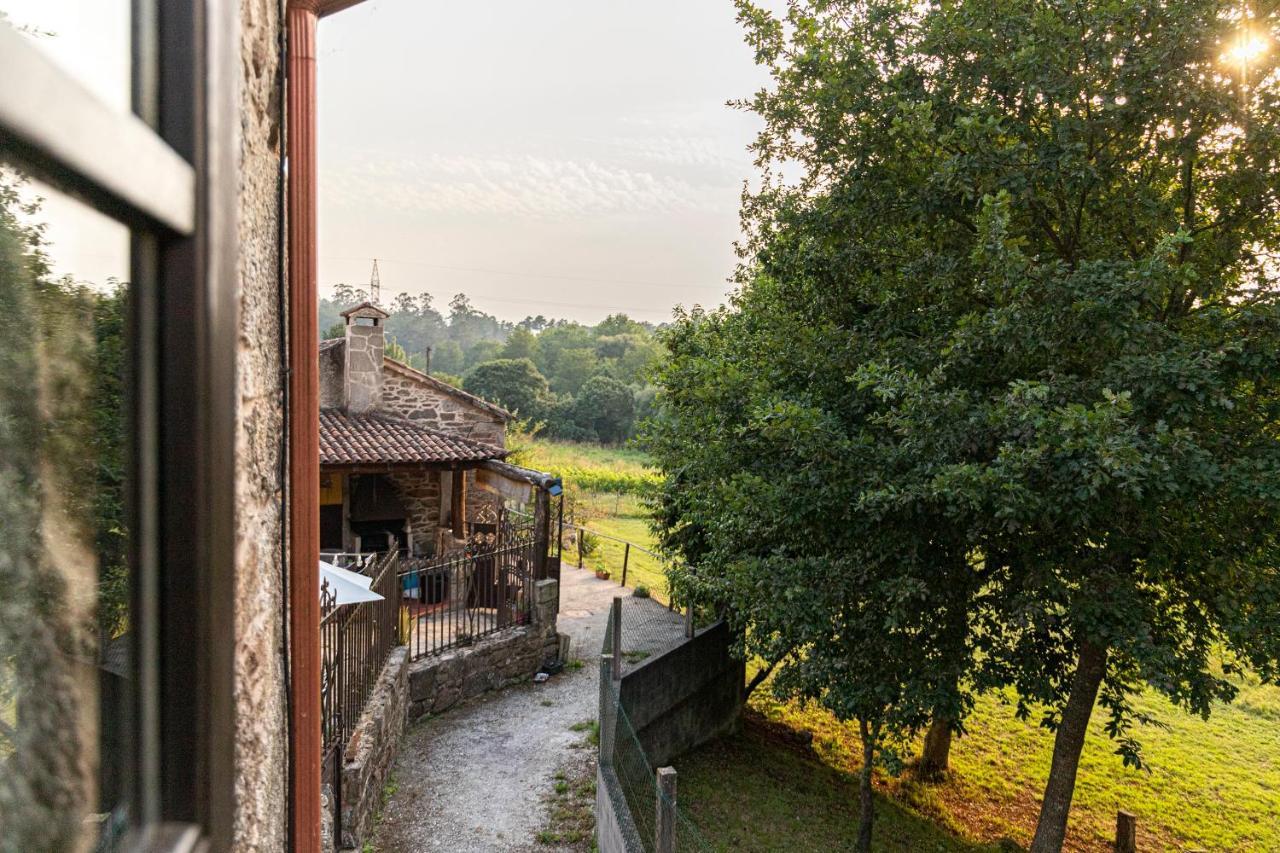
[619,620,744,768]
[596,765,639,853]
[596,619,743,852]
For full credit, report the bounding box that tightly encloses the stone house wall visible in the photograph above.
[320,341,343,408]
[233,0,288,849]
[385,468,442,554]
[380,362,507,448]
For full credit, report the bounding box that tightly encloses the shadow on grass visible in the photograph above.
[673,713,1018,853]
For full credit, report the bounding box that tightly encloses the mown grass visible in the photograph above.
[750,678,1280,852]
[674,713,1007,853]
[528,440,1280,851]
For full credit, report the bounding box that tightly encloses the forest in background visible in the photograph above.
[319,283,666,443]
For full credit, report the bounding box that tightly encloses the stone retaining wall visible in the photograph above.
[339,646,410,849]
[406,578,560,722]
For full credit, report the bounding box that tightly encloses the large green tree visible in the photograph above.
[463,358,549,418]
[573,375,636,445]
[650,1,1280,850]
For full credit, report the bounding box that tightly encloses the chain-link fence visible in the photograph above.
[599,597,713,853]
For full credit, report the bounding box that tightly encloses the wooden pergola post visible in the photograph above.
[451,467,467,540]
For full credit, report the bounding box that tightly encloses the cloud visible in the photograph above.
[323,151,734,220]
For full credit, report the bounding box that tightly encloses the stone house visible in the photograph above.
[318,301,535,557]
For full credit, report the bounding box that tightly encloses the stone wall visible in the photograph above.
[385,468,441,553]
[316,582,562,849]
[233,0,288,849]
[339,647,410,850]
[320,342,343,408]
[407,579,561,722]
[344,320,384,413]
[381,362,507,448]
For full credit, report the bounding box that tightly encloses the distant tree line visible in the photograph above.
[320,285,665,444]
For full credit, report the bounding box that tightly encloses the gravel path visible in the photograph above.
[369,568,635,852]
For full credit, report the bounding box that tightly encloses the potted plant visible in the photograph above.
[594,560,611,581]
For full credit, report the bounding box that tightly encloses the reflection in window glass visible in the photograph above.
[0,168,132,850]
[0,1,131,114]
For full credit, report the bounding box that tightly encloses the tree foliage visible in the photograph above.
[320,286,663,443]
[648,1,1280,849]
[462,358,549,417]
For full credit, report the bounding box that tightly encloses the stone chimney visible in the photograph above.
[340,302,389,413]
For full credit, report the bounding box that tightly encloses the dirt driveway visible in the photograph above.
[369,567,627,852]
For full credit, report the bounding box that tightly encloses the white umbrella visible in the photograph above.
[319,559,384,605]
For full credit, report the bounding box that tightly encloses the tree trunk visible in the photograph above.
[916,716,953,781]
[856,719,876,853]
[1030,641,1108,853]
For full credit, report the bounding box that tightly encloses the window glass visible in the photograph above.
[0,1,131,114]
[0,167,133,851]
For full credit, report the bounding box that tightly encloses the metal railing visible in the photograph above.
[398,536,540,660]
[320,549,400,755]
[319,549,400,848]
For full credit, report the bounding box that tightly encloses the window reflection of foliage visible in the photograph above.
[0,168,124,847]
[91,283,128,641]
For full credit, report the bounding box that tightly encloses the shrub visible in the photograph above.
[633,585,651,599]
[578,530,601,557]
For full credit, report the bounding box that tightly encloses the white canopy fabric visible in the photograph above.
[319,559,385,605]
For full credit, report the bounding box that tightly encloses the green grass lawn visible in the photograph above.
[529,439,1280,852]
[527,439,653,475]
[750,680,1280,852]
[674,713,1008,853]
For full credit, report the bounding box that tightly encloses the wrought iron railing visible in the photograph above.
[398,537,539,660]
[320,549,400,755]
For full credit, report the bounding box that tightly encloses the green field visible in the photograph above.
[528,440,672,602]
[529,440,1280,852]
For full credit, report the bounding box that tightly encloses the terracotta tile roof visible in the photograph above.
[319,408,504,466]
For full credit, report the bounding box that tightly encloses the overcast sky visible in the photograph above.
[317,1,776,324]
[3,1,779,326]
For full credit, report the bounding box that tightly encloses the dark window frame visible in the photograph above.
[0,0,238,849]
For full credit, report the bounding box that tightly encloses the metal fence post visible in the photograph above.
[577,528,584,568]
[612,597,623,681]
[621,543,630,587]
[599,653,616,766]
[1115,811,1137,853]
[656,766,677,853]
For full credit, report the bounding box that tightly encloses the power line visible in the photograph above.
[320,253,731,292]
